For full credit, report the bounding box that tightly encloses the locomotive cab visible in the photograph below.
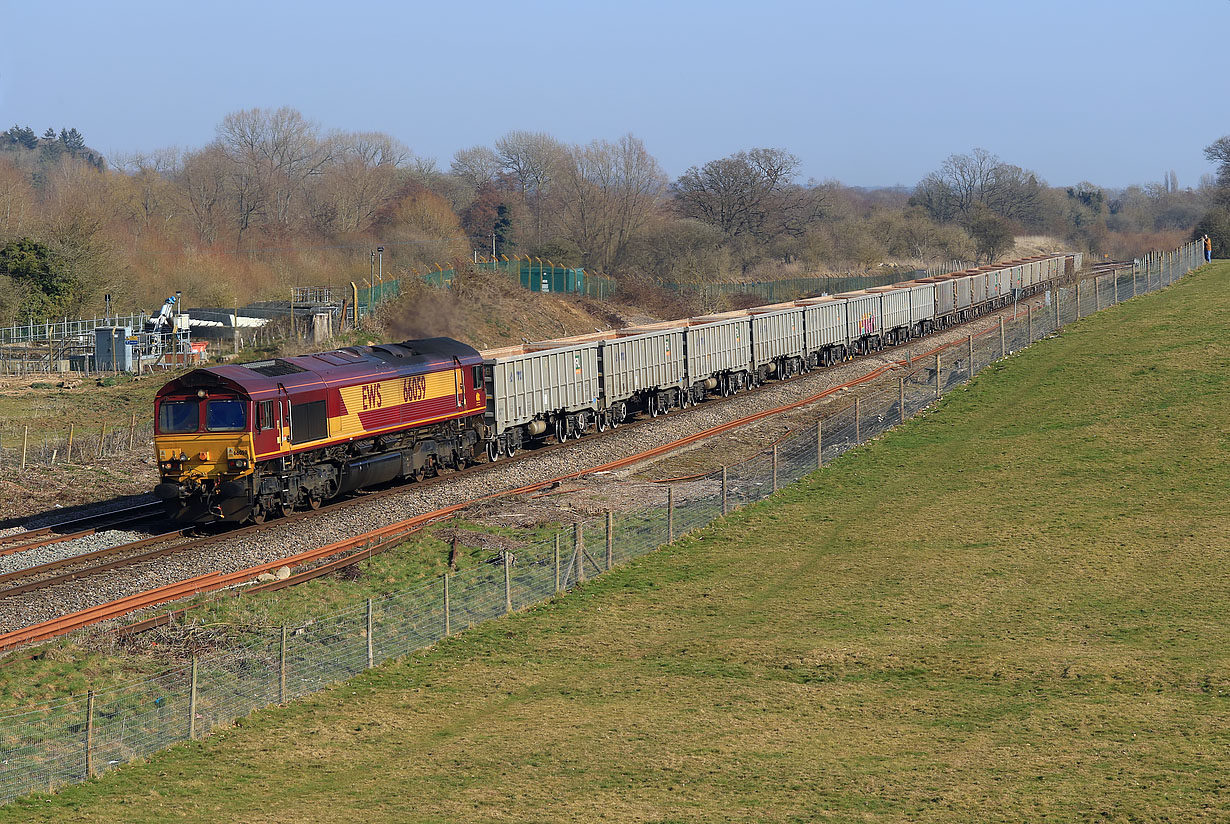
[154,375,258,523]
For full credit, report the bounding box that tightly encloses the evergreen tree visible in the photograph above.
[61,127,86,154]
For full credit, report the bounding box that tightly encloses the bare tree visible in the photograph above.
[311,131,407,233]
[671,148,802,241]
[450,145,502,189]
[216,107,330,240]
[556,134,667,271]
[178,146,229,245]
[495,130,567,240]
[914,148,1043,228]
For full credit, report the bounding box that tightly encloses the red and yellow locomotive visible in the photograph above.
[153,337,486,524]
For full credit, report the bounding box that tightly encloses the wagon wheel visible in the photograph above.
[649,400,660,418]
[680,390,691,409]
[505,438,518,457]
[486,440,500,462]
[596,413,608,433]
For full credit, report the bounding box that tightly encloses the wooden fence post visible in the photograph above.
[721,466,728,516]
[66,422,74,464]
[503,552,512,615]
[967,334,974,375]
[443,575,451,636]
[816,418,823,467]
[575,522,585,583]
[772,443,778,492]
[97,423,106,460]
[1075,278,1081,318]
[20,426,27,472]
[84,690,95,778]
[934,354,941,399]
[999,316,1005,358]
[128,412,136,451]
[1054,288,1060,328]
[554,535,561,593]
[667,486,675,542]
[279,626,287,703]
[899,378,905,425]
[366,598,374,667]
[854,396,861,444]
[1028,306,1033,342]
[605,510,613,570]
[188,657,198,740]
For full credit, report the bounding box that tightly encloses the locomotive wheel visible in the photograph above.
[250,504,267,525]
[413,464,428,482]
[308,495,322,511]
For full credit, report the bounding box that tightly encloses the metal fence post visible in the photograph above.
[721,466,728,516]
[366,598,374,667]
[84,690,95,778]
[503,552,512,615]
[443,575,451,636]
[575,522,585,583]
[667,486,675,542]
[605,511,613,570]
[279,626,287,703]
[188,657,198,740]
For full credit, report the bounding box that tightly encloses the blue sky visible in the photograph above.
[1,0,1226,190]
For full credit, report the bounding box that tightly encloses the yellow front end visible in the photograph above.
[156,433,256,487]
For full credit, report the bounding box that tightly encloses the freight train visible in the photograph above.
[153,253,1080,524]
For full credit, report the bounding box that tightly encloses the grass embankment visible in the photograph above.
[4,263,1228,822]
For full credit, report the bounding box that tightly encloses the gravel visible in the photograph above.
[0,529,158,577]
[0,295,1054,638]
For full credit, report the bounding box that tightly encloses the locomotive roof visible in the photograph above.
[157,336,481,398]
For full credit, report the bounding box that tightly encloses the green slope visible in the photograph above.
[4,262,1228,823]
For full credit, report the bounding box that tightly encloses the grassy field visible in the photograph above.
[2,262,1227,822]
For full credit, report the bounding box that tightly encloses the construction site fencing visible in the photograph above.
[0,241,1204,805]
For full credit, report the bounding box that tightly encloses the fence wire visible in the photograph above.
[0,243,1204,805]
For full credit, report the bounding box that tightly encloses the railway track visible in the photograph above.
[0,265,1143,650]
[0,501,167,558]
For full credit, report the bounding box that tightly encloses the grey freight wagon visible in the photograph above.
[796,296,849,366]
[832,291,883,353]
[606,325,688,418]
[482,340,601,456]
[747,303,806,379]
[683,311,755,395]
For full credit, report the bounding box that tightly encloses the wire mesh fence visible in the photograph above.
[0,417,154,473]
[0,242,1205,805]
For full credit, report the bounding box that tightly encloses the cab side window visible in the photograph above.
[257,400,275,431]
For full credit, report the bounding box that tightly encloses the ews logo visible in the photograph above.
[362,383,383,411]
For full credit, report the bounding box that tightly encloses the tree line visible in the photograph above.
[0,109,1214,325]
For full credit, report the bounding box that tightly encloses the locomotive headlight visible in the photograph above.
[228,458,249,470]
[196,389,207,398]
